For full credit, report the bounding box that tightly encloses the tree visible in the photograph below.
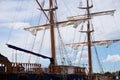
[104,72,112,76]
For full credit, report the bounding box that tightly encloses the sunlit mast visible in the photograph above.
[49,0,56,66]
[36,0,57,66]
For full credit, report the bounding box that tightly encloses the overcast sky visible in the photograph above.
[0,0,120,73]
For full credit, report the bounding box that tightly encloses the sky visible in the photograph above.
[0,0,120,73]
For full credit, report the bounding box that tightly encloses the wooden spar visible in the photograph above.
[67,10,115,20]
[24,18,90,31]
[24,9,115,31]
[36,0,50,21]
[66,39,120,47]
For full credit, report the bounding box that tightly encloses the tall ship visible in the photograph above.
[0,0,120,80]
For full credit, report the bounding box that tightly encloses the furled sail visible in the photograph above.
[67,10,115,20]
[24,18,90,35]
[66,39,120,49]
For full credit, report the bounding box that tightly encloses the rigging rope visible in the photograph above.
[62,0,73,16]
[112,13,119,32]
[55,0,58,7]
[27,0,40,63]
[73,21,86,66]
[6,1,30,63]
[91,26,104,74]
[57,27,72,65]
[36,0,49,63]
[6,26,14,44]
[89,16,105,73]
[78,36,86,65]
[69,25,78,65]
[6,1,24,44]
[79,0,83,7]
[94,45,104,74]
[30,0,47,63]
[12,50,14,62]
[28,35,37,63]
[35,29,46,63]
[36,0,50,22]
[90,0,93,7]
[54,8,72,65]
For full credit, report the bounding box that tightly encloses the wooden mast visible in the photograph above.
[86,0,93,77]
[49,0,56,66]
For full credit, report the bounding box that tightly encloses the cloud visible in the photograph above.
[103,54,120,62]
[0,0,39,22]
[0,22,31,29]
[73,50,88,64]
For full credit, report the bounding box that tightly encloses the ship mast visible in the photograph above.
[35,0,57,66]
[49,0,56,66]
[86,0,93,76]
[67,0,115,77]
[80,0,93,76]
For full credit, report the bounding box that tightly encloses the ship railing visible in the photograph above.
[74,67,86,75]
[48,65,86,75]
[11,62,41,74]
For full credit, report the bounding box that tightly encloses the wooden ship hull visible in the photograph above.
[0,53,113,80]
[0,53,87,80]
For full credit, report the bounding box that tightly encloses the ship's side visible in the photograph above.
[0,53,87,80]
